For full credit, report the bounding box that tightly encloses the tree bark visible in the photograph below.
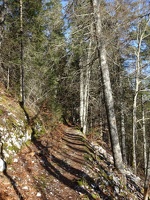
[120,72,127,164]
[132,24,143,174]
[0,0,6,70]
[80,24,92,134]
[20,0,25,106]
[144,147,150,200]
[121,99,127,164]
[92,0,124,172]
[80,59,84,129]
[142,96,147,175]
[132,16,150,174]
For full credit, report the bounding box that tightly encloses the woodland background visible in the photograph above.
[0,0,150,195]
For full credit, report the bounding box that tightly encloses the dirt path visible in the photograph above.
[0,125,144,200]
[0,126,102,200]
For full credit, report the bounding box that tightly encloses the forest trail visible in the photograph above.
[0,125,101,200]
[0,125,143,200]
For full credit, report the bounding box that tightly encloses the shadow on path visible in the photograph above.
[4,171,24,200]
[33,134,112,200]
[19,104,112,199]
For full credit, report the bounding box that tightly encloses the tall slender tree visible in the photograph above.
[80,23,93,134]
[19,0,24,106]
[91,0,124,172]
[131,15,150,174]
[144,146,150,200]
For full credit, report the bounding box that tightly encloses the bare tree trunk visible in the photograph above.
[20,0,25,106]
[99,93,103,139]
[120,73,127,164]
[132,28,142,175]
[121,101,127,164]
[144,147,150,200]
[92,0,124,172]
[80,25,92,134]
[80,59,84,129]
[132,16,150,174]
[83,25,92,134]
[132,92,137,174]
[142,96,147,175]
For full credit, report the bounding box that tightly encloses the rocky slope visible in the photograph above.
[0,86,31,159]
[0,85,44,160]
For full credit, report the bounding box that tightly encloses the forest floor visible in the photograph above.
[0,124,144,200]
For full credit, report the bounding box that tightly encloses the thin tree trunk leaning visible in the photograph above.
[144,147,150,200]
[92,0,124,172]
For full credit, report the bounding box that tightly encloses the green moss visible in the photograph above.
[100,170,108,180]
[91,193,100,199]
[84,153,94,162]
[77,179,84,187]
[25,140,31,146]
[32,126,45,139]
[34,174,49,191]
[38,175,47,188]
[8,145,19,153]
[0,109,4,115]
[3,142,7,149]
[6,116,20,131]
[6,155,13,164]
[77,178,89,188]
[81,196,89,200]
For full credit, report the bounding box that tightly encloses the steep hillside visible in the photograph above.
[0,86,144,199]
[0,85,32,159]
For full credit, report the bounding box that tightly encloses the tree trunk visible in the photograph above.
[132,17,150,174]
[0,0,6,71]
[7,67,10,90]
[92,0,124,172]
[120,73,127,164]
[121,101,127,164]
[132,25,143,174]
[142,96,147,175]
[80,59,84,130]
[80,24,92,134]
[20,0,25,106]
[144,147,150,200]
[83,25,92,134]
[132,92,137,174]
